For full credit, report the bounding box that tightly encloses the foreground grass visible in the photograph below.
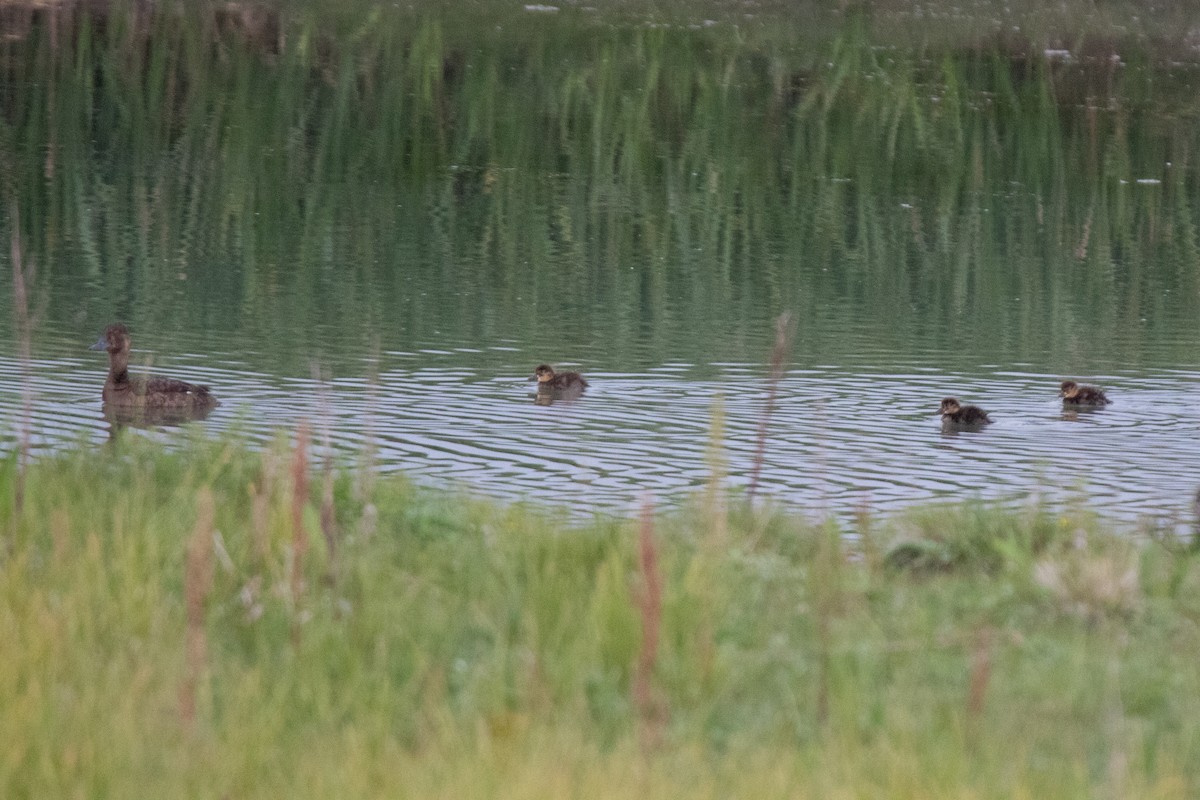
[1,435,1199,798]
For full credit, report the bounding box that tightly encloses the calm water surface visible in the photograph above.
[2,3,1200,529]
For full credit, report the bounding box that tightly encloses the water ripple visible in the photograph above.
[2,352,1198,530]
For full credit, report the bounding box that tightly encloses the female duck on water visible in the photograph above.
[90,323,218,411]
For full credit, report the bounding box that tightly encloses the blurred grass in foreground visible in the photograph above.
[1,434,1198,797]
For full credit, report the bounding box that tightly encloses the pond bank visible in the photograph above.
[2,436,1198,797]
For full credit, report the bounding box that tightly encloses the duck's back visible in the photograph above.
[550,371,587,390]
[946,405,991,425]
[106,374,218,409]
[1065,386,1110,406]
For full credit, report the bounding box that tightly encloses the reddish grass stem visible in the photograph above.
[250,451,273,566]
[290,422,311,642]
[312,364,339,586]
[816,617,830,727]
[966,626,994,724]
[634,495,666,748]
[703,397,727,546]
[747,312,795,502]
[321,463,337,584]
[180,488,215,727]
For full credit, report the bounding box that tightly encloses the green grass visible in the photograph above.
[2,434,1199,797]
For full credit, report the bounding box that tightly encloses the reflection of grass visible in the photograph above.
[3,435,1200,795]
[2,4,1199,367]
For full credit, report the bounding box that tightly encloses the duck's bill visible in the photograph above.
[88,336,108,351]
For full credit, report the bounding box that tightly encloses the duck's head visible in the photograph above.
[939,397,961,417]
[1059,380,1079,400]
[533,364,555,384]
[90,323,131,354]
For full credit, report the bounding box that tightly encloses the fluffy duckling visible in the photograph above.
[533,364,588,391]
[939,397,991,428]
[89,323,218,411]
[1059,380,1110,407]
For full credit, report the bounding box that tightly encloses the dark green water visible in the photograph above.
[2,2,1199,526]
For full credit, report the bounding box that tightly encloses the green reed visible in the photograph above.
[1,3,1198,369]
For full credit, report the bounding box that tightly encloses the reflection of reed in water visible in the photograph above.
[6,5,1196,387]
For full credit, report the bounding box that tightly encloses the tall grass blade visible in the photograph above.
[634,494,665,750]
[180,486,215,727]
[290,421,311,643]
[9,208,34,521]
[747,311,794,502]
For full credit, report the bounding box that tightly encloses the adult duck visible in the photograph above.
[89,323,218,412]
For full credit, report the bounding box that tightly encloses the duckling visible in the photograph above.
[89,323,218,411]
[533,364,588,392]
[1059,380,1110,407]
[939,397,991,428]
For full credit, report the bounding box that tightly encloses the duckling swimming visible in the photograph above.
[1059,380,1110,407]
[89,323,218,412]
[533,364,587,391]
[939,397,991,429]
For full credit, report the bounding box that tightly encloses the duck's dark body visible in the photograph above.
[1059,380,1110,407]
[939,397,991,428]
[534,364,588,392]
[103,373,218,408]
[90,323,218,412]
